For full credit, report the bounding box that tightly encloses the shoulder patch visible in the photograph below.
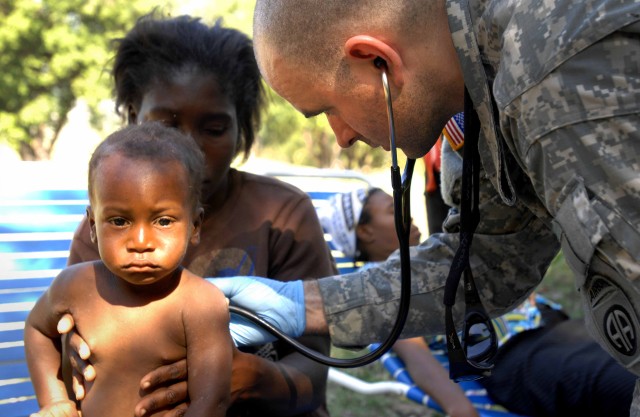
[442,112,464,151]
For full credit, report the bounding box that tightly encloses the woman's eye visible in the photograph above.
[144,115,178,129]
[203,125,227,136]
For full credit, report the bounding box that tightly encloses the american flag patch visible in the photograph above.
[442,112,464,151]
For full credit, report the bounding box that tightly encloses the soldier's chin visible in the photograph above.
[400,141,430,159]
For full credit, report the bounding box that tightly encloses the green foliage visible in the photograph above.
[0,0,172,160]
[537,252,583,319]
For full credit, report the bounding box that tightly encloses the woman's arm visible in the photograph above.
[393,338,479,417]
[228,335,329,416]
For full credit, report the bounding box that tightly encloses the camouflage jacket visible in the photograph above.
[318,0,640,355]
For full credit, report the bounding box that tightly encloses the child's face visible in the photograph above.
[88,154,201,286]
[132,72,239,205]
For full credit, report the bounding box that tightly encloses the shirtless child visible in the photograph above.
[24,122,234,417]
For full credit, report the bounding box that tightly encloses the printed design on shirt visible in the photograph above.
[187,248,255,277]
[242,342,279,362]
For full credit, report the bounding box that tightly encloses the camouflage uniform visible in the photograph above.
[318,0,640,406]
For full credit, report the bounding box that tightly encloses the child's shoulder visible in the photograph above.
[179,270,227,304]
[181,268,220,290]
[47,261,102,299]
[57,260,102,282]
[177,271,229,331]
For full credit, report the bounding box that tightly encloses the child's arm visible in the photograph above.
[24,268,80,416]
[182,277,234,417]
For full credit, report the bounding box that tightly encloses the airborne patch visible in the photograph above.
[588,276,640,366]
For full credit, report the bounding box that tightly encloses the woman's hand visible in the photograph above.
[58,314,95,401]
[133,353,260,416]
[133,350,261,416]
[134,360,189,416]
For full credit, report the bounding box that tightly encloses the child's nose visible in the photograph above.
[128,223,154,252]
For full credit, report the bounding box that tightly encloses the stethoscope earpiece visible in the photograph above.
[374,56,387,69]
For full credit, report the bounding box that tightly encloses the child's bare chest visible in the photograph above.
[75,298,187,370]
[71,296,188,416]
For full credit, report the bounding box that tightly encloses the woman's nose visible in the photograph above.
[326,114,358,148]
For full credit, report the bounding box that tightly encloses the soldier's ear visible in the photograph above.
[343,35,405,88]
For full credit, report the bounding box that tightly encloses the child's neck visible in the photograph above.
[97,262,183,305]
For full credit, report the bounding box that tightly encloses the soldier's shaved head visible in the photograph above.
[253,0,434,77]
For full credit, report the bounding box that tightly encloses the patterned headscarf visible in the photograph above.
[318,188,368,259]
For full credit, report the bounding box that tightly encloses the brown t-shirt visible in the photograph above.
[68,169,336,417]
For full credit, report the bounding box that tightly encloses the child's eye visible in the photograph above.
[109,217,128,227]
[156,217,174,227]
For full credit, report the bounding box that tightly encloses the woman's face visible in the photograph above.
[133,71,239,207]
[359,190,422,262]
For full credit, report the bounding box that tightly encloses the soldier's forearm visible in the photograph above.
[304,280,329,336]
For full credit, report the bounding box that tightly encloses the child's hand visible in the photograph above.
[58,314,96,400]
[30,399,80,417]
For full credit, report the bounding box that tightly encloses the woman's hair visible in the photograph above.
[355,187,383,262]
[88,122,205,212]
[112,12,264,160]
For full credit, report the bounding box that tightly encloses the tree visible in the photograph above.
[0,0,172,160]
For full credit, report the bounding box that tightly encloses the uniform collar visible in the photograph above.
[445,0,517,205]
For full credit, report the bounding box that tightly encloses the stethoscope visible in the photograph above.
[229,58,415,367]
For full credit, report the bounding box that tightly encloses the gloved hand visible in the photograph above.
[207,276,306,346]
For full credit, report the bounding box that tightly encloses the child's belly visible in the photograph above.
[75,306,186,417]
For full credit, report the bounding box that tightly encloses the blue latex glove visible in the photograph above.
[207,276,305,347]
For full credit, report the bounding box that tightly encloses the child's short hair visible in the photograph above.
[112,12,264,161]
[88,122,205,211]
